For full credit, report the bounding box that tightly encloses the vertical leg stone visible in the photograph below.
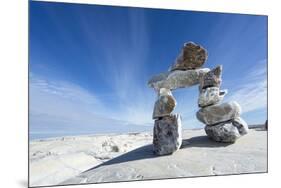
[153,114,182,155]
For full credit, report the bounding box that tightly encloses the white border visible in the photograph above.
[1,0,280,188]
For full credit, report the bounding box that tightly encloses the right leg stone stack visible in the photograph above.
[196,65,249,143]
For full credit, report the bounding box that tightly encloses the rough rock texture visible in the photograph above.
[153,114,182,155]
[199,65,222,91]
[232,117,249,136]
[61,129,267,185]
[196,101,241,125]
[198,87,227,107]
[205,122,241,143]
[169,42,208,71]
[204,117,249,143]
[153,88,176,119]
[29,132,154,187]
[148,68,210,90]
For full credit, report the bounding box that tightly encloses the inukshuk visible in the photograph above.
[196,65,249,143]
[148,42,209,155]
[148,42,249,155]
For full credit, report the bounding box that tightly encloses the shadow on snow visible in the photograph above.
[83,135,232,173]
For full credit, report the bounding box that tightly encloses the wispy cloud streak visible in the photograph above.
[29,72,154,135]
[225,59,267,113]
[76,9,154,125]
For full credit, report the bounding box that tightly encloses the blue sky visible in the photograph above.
[29,1,267,137]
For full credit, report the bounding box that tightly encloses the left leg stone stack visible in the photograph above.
[148,42,209,155]
[152,88,181,155]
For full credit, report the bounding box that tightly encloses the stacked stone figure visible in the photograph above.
[148,41,249,155]
[148,42,209,155]
[196,66,249,143]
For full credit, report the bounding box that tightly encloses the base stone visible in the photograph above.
[232,117,249,136]
[153,114,182,155]
[205,121,241,143]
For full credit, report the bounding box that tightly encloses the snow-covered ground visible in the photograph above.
[29,128,267,187]
[29,132,153,187]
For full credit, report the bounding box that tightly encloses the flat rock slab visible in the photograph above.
[148,68,210,90]
[62,129,267,185]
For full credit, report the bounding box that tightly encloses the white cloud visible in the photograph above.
[29,74,107,118]
[29,11,157,135]
[225,59,267,113]
[29,73,154,135]
[78,10,155,125]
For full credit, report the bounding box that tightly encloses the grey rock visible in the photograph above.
[196,101,241,125]
[147,72,169,88]
[198,87,228,107]
[169,42,208,71]
[205,122,240,143]
[204,117,249,143]
[153,88,176,119]
[153,114,182,155]
[148,68,210,90]
[232,117,249,136]
[199,65,222,91]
